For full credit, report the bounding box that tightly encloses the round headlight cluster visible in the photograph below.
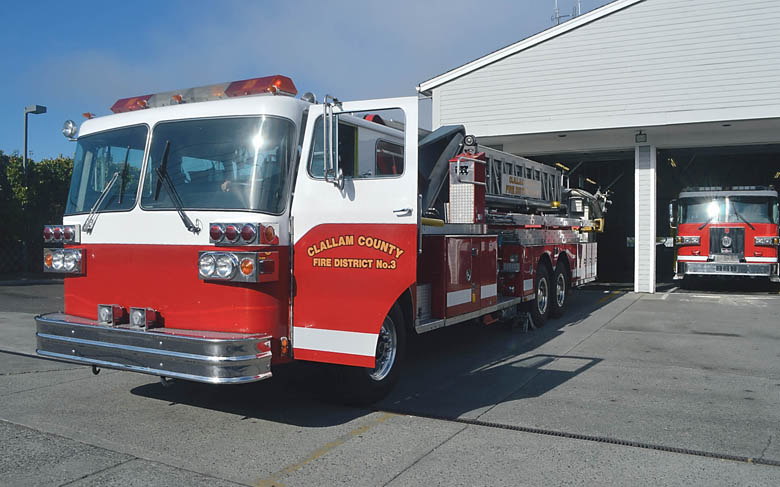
[216,253,238,278]
[199,253,217,278]
[52,250,65,270]
[721,235,732,248]
[199,252,239,279]
[63,250,81,272]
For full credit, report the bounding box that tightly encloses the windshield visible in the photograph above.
[65,125,147,214]
[679,196,779,224]
[141,116,295,214]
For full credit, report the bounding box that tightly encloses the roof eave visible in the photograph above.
[417,0,644,94]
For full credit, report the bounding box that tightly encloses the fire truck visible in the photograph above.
[36,75,605,402]
[670,186,780,284]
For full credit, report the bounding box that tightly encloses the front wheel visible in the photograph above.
[340,304,406,405]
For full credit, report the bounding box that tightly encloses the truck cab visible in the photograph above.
[671,186,780,282]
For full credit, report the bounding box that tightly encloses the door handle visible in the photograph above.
[393,208,412,216]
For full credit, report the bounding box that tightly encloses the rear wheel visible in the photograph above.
[550,265,569,318]
[340,304,405,405]
[530,264,551,327]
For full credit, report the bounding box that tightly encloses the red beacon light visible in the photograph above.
[110,94,153,114]
[224,75,297,97]
[110,75,297,113]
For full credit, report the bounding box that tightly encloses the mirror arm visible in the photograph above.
[322,95,343,189]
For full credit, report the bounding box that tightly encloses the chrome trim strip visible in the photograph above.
[415,296,525,334]
[37,333,260,363]
[36,350,271,384]
[683,262,773,277]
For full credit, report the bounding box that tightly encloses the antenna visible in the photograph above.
[551,0,571,25]
[572,0,582,17]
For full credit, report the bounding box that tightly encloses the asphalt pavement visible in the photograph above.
[1,283,779,486]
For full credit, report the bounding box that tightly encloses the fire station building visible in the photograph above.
[418,0,780,293]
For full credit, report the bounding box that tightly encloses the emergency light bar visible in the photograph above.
[110,75,297,113]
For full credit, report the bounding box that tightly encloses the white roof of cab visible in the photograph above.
[417,0,643,95]
[78,95,308,138]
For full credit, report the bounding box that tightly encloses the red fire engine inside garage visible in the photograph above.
[419,0,780,292]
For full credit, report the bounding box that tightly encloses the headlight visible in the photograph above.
[755,236,780,246]
[51,250,64,270]
[198,253,216,278]
[63,251,80,272]
[97,304,126,325]
[43,248,84,274]
[197,251,262,282]
[675,235,700,245]
[62,120,78,139]
[216,253,238,278]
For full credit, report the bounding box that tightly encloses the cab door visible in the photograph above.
[291,97,418,367]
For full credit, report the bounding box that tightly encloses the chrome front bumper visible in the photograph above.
[677,262,778,279]
[35,313,272,384]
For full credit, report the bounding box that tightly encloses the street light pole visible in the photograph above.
[23,105,47,184]
[21,104,46,274]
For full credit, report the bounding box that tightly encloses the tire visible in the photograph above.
[340,303,406,406]
[550,265,570,318]
[530,264,551,327]
[680,276,696,290]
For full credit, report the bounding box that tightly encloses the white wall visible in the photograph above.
[433,0,780,137]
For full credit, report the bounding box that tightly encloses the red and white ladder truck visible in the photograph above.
[36,75,606,402]
[670,186,780,284]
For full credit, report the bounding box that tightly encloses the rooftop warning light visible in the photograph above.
[110,75,297,114]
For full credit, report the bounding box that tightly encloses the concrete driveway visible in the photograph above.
[0,283,778,486]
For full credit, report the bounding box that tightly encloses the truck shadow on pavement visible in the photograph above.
[129,291,616,426]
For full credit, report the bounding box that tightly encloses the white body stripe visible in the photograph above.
[481,283,497,299]
[293,327,377,357]
[677,255,708,262]
[447,289,472,307]
[745,256,779,263]
[523,279,534,292]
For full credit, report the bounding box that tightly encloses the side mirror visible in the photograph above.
[668,199,677,229]
[322,96,344,190]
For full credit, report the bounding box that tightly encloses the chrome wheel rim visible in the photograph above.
[369,316,397,381]
[556,273,566,307]
[537,277,549,315]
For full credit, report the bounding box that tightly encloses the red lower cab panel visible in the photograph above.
[63,244,291,364]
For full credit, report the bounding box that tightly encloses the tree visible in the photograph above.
[0,151,73,272]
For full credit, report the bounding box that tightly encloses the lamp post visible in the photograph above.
[23,104,47,183]
[22,104,46,274]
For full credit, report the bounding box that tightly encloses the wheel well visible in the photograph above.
[556,252,571,275]
[538,252,553,276]
[396,287,415,332]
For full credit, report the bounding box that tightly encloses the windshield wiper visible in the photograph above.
[731,207,756,231]
[83,172,120,232]
[153,141,200,234]
[698,216,715,231]
[117,146,131,204]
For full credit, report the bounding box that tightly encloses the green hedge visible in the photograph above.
[0,150,73,272]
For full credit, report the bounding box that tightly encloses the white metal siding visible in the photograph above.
[634,146,656,293]
[434,0,780,135]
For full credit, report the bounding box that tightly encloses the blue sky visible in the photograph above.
[0,0,611,160]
